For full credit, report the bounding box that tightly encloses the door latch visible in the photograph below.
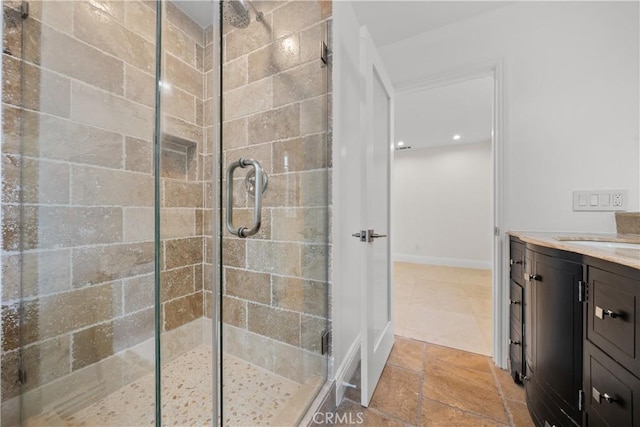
[352,230,367,242]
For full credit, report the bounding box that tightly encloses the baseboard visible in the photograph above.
[333,334,361,406]
[394,253,491,270]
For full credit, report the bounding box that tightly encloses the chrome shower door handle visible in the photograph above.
[226,158,264,238]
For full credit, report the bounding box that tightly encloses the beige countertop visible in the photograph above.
[508,231,640,270]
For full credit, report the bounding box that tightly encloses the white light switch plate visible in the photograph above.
[573,190,628,211]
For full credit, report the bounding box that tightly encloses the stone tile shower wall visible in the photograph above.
[0,1,208,421]
[221,0,332,383]
[158,2,209,338]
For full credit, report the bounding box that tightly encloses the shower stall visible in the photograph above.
[0,0,332,425]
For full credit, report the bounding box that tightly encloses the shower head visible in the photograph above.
[223,0,250,28]
[222,0,263,29]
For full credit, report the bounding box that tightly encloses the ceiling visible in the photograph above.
[395,76,493,151]
[352,1,513,47]
[173,0,214,28]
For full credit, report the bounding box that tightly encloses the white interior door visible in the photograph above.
[360,26,395,407]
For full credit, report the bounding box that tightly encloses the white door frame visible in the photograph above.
[395,59,510,368]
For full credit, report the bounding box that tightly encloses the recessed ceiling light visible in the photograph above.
[453,134,461,140]
[397,141,405,146]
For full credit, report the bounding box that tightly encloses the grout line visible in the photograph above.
[415,340,427,424]
[489,364,516,427]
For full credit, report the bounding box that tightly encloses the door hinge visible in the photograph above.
[578,389,584,411]
[18,367,27,385]
[320,41,329,66]
[20,1,29,19]
[578,281,588,303]
[321,331,330,355]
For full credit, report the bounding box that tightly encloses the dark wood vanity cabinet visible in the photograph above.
[510,237,640,427]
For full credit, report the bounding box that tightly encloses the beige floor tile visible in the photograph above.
[468,296,493,318]
[476,315,493,347]
[396,291,415,306]
[411,287,471,314]
[394,302,410,330]
[456,267,492,282]
[460,282,492,299]
[395,263,493,356]
[418,265,461,284]
[404,306,487,354]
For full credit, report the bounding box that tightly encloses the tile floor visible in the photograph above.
[395,262,493,356]
[335,337,534,427]
[28,346,308,427]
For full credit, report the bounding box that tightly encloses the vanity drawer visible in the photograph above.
[509,280,523,323]
[510,238,525,286]
[587,267,640,377]
[509,322,524,382]
[584,342,640,427]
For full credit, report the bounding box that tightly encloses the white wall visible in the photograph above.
[331,0,363,404]
[381,1,640,233]
[394,141,493,268]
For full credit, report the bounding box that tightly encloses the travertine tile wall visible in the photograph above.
[158,1,208,336]
[220,0,332,383]
[0,0,208,420]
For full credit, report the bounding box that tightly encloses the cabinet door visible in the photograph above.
[524,249,535,376]
[533,252,583,424]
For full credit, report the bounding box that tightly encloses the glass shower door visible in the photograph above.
[219,1,332,425]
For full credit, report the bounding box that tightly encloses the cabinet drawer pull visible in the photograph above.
[524,273,541,282]
[509,299,520,305]
[595,306,619,320]
[510,259,523,266]
[592,387,616,404]
[509,339,521,346]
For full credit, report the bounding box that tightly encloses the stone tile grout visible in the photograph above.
[414,340,427,425]
[489,364,516,426]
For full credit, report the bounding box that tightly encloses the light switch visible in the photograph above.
[573,190,628,211]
